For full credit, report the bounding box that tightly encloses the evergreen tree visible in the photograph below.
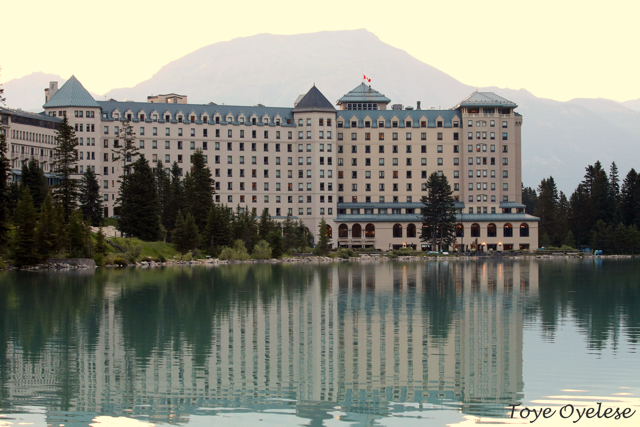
[154,160,169,225]
[20,158,48,210]
[582,161,612,226]
[52,115,79,222]
[172,210,186,252]
[6,182,21,220]
[555,191,570,246]
[12,188,40,267]
[570,183,592,246]
[420,172,456,251]
[315,218,330,256]
[116,155,161,241]
[68,209,92,258]
[258,207,275,241]
[111,119,139,176]
[233,205,259,252]
[563,230,575,248]
[37,193,61,258]
[282,212,298,251]
[94,223,109,266]
[620,169,640,227]
[181,213,201,254]
[535,177,559,245]
[267,229,284,259]
[0,121,11,253]
[185,149,214,232]
[78,168,102,226]
[609,162,621,223]
[522,185,538,215]
[203,204,233,255]
[165,162,184,239]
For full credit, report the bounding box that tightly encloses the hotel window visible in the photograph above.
[491,183,496,190]
[453,158,459,165]
[468,120,473,127]
[468,170,473,178]
[406,158,412,166]
[502,121,508,128]
[392,132,398,140]
[503,170,508,178]
[421,132,426,141]
[165,141,170,149]
[437,132,443,140]
[406,132,412,140]
[468,132,473,140]
[491,170,496,178]
[165,154,170,162]
[502,132,508,140]
[503,158,508,165]
[421,158,426,166]
[503,183,509,191]
[468,157,473,165]
[351,133,357,140]
[228,130,232,137]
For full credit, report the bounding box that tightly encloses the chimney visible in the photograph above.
[417,101,421,110]
[45,81,59,103]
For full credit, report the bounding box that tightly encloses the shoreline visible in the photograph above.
[3,253,637,271]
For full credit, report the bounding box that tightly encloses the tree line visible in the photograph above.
[523,161,640,253]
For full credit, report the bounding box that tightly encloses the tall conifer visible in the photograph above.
[79,168,102,226]
[52,115,79,222]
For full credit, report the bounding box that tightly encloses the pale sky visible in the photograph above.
[2,0,639,102]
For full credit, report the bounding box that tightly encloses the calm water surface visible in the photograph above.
[0,259,638,426]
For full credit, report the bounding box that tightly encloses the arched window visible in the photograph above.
[487,223,497,237]
[338,224,348,238]
[504,223,513,237]
[393,224,403,238]
[365,223,375,238]
[455,223,464,237]
[471,223,480,237]
[352,224,362,238]
[407,224,417,238]
[520,223,529,237]
[326,225,332,238]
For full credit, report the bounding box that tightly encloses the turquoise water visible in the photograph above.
[0,259,638,426]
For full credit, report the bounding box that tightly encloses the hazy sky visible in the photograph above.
[3,0,638,102]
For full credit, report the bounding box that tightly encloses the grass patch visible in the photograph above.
[102,217,119,227]
[96,236,179,260]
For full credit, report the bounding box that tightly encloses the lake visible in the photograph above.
[0,258,638,426]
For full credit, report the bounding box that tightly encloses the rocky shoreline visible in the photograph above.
[4,253,637,271]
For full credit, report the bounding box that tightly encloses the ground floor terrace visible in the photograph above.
[333,213,539,252]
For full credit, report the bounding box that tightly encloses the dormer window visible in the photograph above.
[252,118,256,124]
[191,116,195,122]
[275,119,281,125]
[178,116,183,123]
[140,114,145,121]
[114,113,120,119]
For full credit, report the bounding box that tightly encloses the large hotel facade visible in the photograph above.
[1,77,539,251]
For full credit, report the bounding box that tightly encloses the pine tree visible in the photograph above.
[37,193,61,258]
[0,120,11,253]
[420,172,456,251]
[68,209,92,258]
[315,218,330,256]
[52,115,79,222]
[186,149,214,233]
[181,213,201,253]
[116,155,161,241]
[522,185,538,215]
[20,158,48,211]
[165,162,184,239]
[570,183,592,246]
[154,160,169,225]
[282,212,297,252]
[535,177,559,245]
[563,230,575,248]
[95,224,108,256]
[12,187,40,267]
[258,207,274,241]
[620,169,640,228]
[111,119,139,176]
[267,229,284,259]
[79,168,102,226]
[172,210,186,252]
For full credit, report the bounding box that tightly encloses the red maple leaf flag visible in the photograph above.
[363,74,372,83]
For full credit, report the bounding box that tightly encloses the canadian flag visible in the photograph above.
[363,74,371,82]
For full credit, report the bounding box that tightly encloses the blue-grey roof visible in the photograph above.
[499,201,526,209]
[337,109,462,128]
[43,75,99,108]
[293,86,335,113]
[98,100,296,126]
[334,213,539,223]
[338,202,466,209]
[0,106,62,124]
[337,83,391,104]
[455,91,517,109]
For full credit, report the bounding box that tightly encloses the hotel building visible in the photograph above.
[2,76,538,250]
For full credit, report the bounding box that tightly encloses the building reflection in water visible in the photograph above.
[0,260,538,425]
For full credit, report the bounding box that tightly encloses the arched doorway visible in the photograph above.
[338,224,348,238]
[365,223,375,238]
[407,224,416,238]
[520,223,529,237]
[455,223,464,237]
[487,223,497,237]
[352,223,362,238]
[471,223,480,237]
[393,224,402,238]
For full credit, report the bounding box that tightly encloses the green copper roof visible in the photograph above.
[43,75,99,108]
[293,85,335,113]
[337,83,391,104]
[334,213,539,223]
[455,91,517,109]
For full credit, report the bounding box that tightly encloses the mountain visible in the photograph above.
[5,30,640,194]
[1,72,101,112]
[622,98,640,112]
[103,30,474,109]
